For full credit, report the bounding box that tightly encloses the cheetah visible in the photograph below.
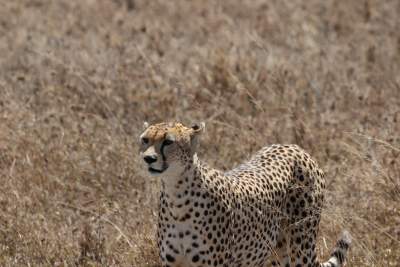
[139,122,351,267]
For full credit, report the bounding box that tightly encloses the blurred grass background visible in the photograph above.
[0,0,399,266]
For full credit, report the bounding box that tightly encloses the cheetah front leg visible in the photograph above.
[265,232,291,267]
[286,205,322,267]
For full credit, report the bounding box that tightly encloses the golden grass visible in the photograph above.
[0,1,399,266]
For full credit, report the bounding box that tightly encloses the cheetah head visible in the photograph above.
[139,121,205,176]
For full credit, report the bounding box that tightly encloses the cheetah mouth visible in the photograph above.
[148,166,167,174]
[148,161,169,174]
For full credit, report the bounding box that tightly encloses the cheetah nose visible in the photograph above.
[144,155,157,164]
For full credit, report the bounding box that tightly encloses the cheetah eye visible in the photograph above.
[141,137,149,145]
[162,139,174,146]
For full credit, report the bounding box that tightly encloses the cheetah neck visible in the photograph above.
[160,154,221,220]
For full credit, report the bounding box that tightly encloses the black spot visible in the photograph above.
[192,254,200,262]
[338,240,350,249]
[165,254,175,262]
[332,251,344,264]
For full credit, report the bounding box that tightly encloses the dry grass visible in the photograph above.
[0,1,399,266]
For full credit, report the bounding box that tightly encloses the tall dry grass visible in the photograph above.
[0,1,399,266]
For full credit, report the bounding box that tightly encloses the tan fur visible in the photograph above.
[139,122,351,267]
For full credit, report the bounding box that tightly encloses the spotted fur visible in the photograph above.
[139,122,351,267]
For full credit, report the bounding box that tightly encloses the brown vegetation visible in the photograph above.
[0,1,399,266]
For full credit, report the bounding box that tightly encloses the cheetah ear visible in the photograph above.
[143,121,149,130]
[191,122,205,135]
[190,122,205,154]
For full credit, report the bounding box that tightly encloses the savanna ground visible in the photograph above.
[0,0,399,266]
